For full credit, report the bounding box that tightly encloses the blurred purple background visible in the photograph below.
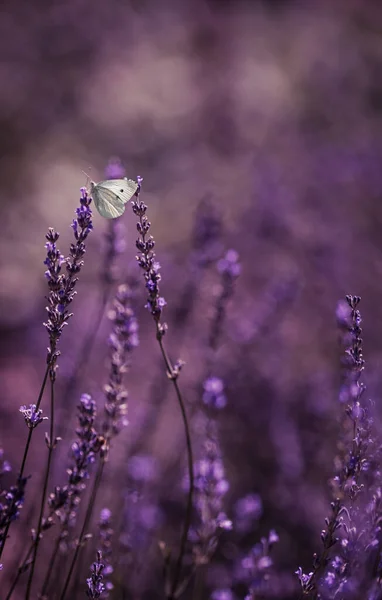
[1,0,382,598]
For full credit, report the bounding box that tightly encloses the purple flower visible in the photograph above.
[44,188,93,371]
[211,589,235,600]
[127,455,158,483]
[203,377,227,409]
[132,197,168,337]
[234,493,263,534]
[97,508,114,597]
[56,394,102,547]
[86,551,105,599]
[190,195,224,269]
[0,451,11,476]
[0,475,28,545]
[217,249,241,278]
[209,249,241,352]
[242,530,279,598]
[104,157,126,180]
[190,420,232,565]
[19,404,48,429]
[102,284,139,449]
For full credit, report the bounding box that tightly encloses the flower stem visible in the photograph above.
[59,459,105,600]
[25,373,56,599]
[0,363,50,559]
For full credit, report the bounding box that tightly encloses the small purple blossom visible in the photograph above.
[243,530,279,598]
[127,455,158,483]
[56,394,103,547]
[209,249,241,352]
[203,377,227,409]
[19,404,48,429]
[104,157,126,180]
[217,249,241,278]
[86,551,105,599]
[102,284,139,448]
[211,589,235,600]
[190,421,232,565]
[97,508,114,597]
[0,450,11,476]
[234,493,263,534]
[0,476,27,545]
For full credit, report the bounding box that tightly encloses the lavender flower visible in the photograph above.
[48,395,102,553]
[39,394,103,597]
[104,157,126,180]
[203,377,227,410]
[0,450,11,477]
[190,195,224,269]
[234,493,263,534]
[102,283,139,450]
[132,181,194,600]
[132,188,168,339]
[298,295,375,598]
[211,590,235,600]
[191,421,232,566]
[243,530,279,599]
[44,188,93,372]
[61,394,102,538]
[209,249,241,354]
[97,508,114,597]
[19,405,48,429]
[86,551,105,599]
[0,476,27,546]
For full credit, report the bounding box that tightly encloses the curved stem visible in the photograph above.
[59,459,105,600]
[5,544,33,600]
[0,363,50,560]
[25,374,56,599]
[157,337,194,600]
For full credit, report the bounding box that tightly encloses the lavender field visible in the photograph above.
[1,0,382,598]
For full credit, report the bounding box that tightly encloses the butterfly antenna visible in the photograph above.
[81,169,92,189]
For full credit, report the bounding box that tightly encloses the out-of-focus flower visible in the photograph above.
[127,454,158,483]
[97,508,114,598]
[203,377,227,409]
[102,284,139,451]
[234,493,263,534]
[191,421,232,566]
[86,551,105,599]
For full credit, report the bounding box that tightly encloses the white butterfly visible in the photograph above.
[89,178,138,219]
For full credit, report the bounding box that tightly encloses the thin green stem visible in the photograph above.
[59,459,105,600]
[5,544,33,600]
[25,373,56,600]
[0,363,50,559]
[157,337,194,600]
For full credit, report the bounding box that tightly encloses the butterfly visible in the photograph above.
[89,178,138,219]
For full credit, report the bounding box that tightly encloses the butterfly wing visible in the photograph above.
[96,179,138,205]
[92,184,126,219]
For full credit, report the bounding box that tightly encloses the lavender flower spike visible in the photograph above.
[44,188,93,373]
[87,551,105,599]
[19,405,48,429]
[102,283,139,450]
[191,420,232,566]
[97,508,114,597]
